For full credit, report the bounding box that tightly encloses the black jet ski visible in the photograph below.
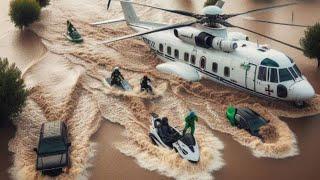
[149,113,200,163]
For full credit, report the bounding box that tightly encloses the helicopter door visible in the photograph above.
[245,63,257,91]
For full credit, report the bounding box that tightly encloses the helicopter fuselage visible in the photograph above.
[131,23,315,103]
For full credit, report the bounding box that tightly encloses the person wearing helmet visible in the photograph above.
[140,75,152,93]
[160,117,174,144]
[67,20,76,35]
[183,111,198,136]
[110,67,124,86]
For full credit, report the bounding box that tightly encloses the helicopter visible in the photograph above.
[92,0,315,106]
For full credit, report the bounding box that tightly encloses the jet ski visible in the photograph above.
[64,21,83,43]
[149,113,200,163]
[105,77,132,91]
[64,30,83,43]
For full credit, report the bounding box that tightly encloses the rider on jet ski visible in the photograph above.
[183,111,198,136]
[140,75,152,93]
[158,117,177,145]
[110,67,124,86]
[67,20,76,34]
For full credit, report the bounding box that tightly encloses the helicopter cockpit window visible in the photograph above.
[258,66,267,81]
[184,52,189,62]
[174,49,179,59]
[167,46,171,55]
[279,68,293,82]
[261,58,279,67]
[293,64,302,77]
[269,68,278,83]
[191,55,196,65]
[159,43,163,52]
[288,67,298,79]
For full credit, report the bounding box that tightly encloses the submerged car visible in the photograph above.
[226,106,269,138]
[33,121,71,176]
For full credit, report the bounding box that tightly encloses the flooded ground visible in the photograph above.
[0,0,320,180]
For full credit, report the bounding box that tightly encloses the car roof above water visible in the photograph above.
[42,121,63,138]
[237,108,260,120]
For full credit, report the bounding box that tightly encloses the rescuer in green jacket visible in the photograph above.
[183,111,198,136]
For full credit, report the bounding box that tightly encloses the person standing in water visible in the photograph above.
[183,111,198,136]
[140,75,152,93]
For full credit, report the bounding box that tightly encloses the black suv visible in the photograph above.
[33,121,71,176]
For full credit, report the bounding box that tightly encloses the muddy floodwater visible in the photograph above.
[1,0,320,180]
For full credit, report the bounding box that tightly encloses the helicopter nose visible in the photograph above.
[289,80,315,101]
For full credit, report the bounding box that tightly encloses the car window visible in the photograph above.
[38,137,66,155]
[249,118,267,131]
[279,68,293,82]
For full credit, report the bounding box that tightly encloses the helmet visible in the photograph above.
[189,111,196,117]
[162,117,168,125]
[114,67,119,71]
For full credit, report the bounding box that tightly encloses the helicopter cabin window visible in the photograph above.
[289,67,298,79]
[191,55,196,65]
[159,43,163,52]
[174,49,179,59]
[258,66,267,81]
[224,67,230,77]
[279,68,293,82]
[268,68,278,83]
[184,52,189,62]
[212,62,218,73]
[200,56,206,69]
[167,46,171,55]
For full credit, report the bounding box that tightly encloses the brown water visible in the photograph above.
[1,0,320,180]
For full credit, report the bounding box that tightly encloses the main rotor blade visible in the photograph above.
[224,2,298,19]
[242,16,310,28]
[117,0,202,18]
[107,0,112,10]
[99,20,198,44]
[229,24,303,51]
